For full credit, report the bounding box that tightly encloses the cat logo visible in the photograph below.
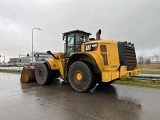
[85,44,98,51]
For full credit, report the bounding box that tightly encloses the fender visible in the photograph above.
[35,58,53,70]
[68,52,103,73]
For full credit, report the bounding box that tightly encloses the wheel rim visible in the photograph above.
[76,72,82,81]
[74,70,83,84]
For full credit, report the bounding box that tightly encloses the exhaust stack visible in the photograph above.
[96,29,101,40]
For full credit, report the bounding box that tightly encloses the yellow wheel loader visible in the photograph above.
[20,29,140,92]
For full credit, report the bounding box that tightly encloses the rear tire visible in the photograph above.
[68,61,96,92]
[35,63,59,85]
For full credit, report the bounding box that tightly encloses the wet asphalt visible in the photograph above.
[0,72,160,120]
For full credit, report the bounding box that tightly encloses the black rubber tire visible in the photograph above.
[35,63,58,85]
[68,61,96,92]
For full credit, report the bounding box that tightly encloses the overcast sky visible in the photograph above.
[0,0,160,62]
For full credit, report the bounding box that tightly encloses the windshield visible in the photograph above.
[75,34,89,43]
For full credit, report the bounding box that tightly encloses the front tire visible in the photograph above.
[35,63,56,85]
[68,61,96,92]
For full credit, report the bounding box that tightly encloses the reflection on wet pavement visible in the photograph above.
[0,72,160,120]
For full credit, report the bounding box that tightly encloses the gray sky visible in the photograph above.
[0,0,160,62]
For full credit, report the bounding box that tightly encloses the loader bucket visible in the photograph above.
[20,65,36,83]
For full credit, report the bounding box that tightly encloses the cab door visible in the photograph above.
[65,33,75,57]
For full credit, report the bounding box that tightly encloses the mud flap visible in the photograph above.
[20,65,36,83]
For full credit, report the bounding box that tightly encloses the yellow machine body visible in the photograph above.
[44,39,140,83]
[20,29,140,92]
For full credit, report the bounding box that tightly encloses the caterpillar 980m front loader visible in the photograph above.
[20,29,140,92]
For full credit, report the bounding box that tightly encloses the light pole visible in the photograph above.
[32,28,41,65]
[15,45,24,65]
[0,49,8,66]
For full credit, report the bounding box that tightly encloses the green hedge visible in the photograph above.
[0,69,22,74]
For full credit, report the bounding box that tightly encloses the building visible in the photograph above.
[9,57,30,66]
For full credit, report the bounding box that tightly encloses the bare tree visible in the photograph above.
[154,55,160,61]
[154,50,160,62]
[138,55,144,64]
[145,57,151,64]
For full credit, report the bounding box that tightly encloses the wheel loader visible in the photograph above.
[20,29,140,92]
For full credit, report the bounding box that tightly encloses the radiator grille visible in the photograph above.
[125,46,137,71]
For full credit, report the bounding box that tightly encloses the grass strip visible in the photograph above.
[0,69,22,74]
[114,79,160,89]
[140,70,160,74]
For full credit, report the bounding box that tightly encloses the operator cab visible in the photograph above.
[63,30,91,57]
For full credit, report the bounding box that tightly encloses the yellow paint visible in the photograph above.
[120,66,127,78]
[46,52,65,79]
[44,39,140,82]
[102,71,112,82]
[76,72,82,81]
[119,65,140,78]
[101,70,119,82]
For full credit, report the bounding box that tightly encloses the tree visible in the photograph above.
[154,50,160,62]
[154,55,160,61]
[145,57,151,64]
[138,55,144,64]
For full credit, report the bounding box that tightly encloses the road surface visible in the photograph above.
[0,72,160,120]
